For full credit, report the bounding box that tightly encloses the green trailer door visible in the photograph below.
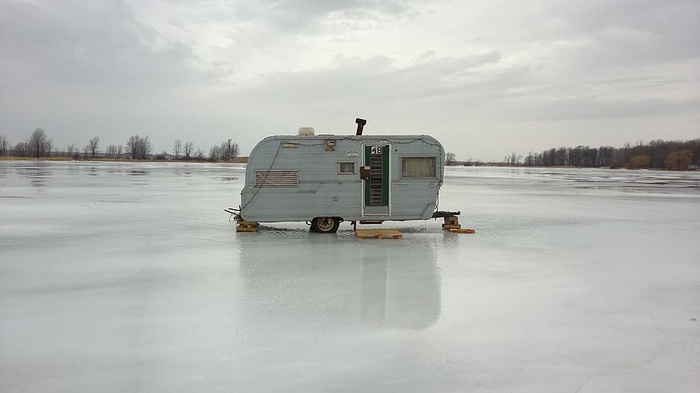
[363,145,390,215]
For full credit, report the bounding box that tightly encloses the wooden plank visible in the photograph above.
[448,228,476,234]
[236,221,259,233]
[355,229,403,240]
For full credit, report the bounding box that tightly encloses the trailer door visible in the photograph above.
[363,145,390,216]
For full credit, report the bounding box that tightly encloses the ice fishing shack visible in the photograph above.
[230,118,457,233]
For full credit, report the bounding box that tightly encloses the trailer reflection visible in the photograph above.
[238,231,441,331]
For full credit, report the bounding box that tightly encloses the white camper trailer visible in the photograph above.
[230,119,458,233]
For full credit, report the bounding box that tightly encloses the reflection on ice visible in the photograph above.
[239,235,440,330]
[129,169,149,176]
[15,161,52,187]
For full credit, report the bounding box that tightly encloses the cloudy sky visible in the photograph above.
[1,0,698,161]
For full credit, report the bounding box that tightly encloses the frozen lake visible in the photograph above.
[1,161,699,392]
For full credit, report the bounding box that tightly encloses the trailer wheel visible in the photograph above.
[311,217,340,233]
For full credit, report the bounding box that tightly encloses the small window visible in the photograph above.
[339,162,355,174]
[255,170,298,187]
[402,157,436,178]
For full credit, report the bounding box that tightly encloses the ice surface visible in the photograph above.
[1,161,699,392]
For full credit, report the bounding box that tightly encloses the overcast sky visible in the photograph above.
[1,0,698,161]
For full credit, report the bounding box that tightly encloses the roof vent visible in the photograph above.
[298,127,315,136]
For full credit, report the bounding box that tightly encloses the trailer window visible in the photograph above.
[255,170,298,187]
[338,162,355,174]
[402,157,436,178]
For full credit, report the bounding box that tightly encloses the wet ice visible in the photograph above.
[1,161,699,392]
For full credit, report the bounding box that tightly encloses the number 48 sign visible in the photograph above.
[371,146,382,154]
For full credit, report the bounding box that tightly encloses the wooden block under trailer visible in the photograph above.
[355,229,403,239]
[236,221,259,232]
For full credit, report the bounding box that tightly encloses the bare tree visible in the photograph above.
[0,135,9,155]
[13,142,29,157]
[209,145,221,161]
[183,141,194,161]
[105,144,122,158]
[506,151,522,166]
[126,135,152,160]
[219,139,240,160]
[66,143,78,159]
[87,136,99,158]
[665,150,693,171]
[173,139,182,159]
[27,128,53,158]
[194,147,204,160]
[445,152,456,166]
[232,143,240,158]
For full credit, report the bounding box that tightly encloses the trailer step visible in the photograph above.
[355,229,403,240]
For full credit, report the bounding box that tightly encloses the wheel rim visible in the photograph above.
[317,217,334,231]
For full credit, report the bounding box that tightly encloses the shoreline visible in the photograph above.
[1,156,696,171]
[0,156,249,163]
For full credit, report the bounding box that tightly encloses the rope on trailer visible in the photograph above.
[238,140,284,214]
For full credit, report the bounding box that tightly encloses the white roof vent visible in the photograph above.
[298,127,315,136]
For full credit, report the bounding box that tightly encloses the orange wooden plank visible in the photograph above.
[448,228,476,234]
[355,229,403,239]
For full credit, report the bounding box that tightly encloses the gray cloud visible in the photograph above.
[0,0,697,161]
[266,0,411,27]
[0,1,210,93]
[243,51,505,103]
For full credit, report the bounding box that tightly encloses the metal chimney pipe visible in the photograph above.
[355,118,367,135]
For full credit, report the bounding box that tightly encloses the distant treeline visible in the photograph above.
[502,138,699,170]
[0,129,243,162]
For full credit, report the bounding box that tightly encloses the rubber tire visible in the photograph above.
[311,217,340,233]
